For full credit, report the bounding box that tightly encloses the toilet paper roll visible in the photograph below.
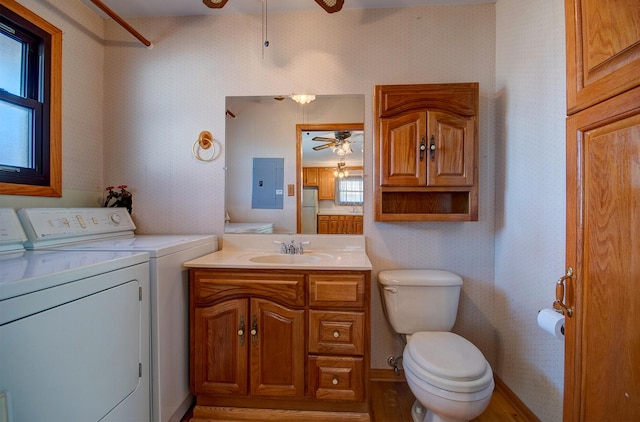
[537,308,565,339]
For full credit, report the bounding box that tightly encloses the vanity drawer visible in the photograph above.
[309,310,364,355]
[308,356,364,401]
[308,274,365,308]
[191,270,305,307]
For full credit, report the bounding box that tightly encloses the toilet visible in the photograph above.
[378,270,494,422]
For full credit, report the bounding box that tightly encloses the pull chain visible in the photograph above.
[262,0,269,59]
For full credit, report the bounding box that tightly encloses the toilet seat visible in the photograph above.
[404,332,493,394]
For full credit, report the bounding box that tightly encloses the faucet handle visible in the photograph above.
[273,240,288,254]
[296,241,310,255]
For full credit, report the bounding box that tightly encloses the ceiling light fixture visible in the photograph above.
[290,94,316,105]
[202,0,228,9]
[331,141,352,156]
[333,162,349,178]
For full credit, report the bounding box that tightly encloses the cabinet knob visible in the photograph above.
[332,377,339,385]
[333,330,340,338]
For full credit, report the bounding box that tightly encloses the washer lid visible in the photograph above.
[407,332,488,382]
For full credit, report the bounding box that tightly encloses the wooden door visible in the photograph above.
[564,85,640,421]
[427,111,475,187]
[565,0,640,114]
[249,298,305,398]
[379,111,427,186]
[192,298,248,396]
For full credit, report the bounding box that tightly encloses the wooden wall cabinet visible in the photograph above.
[374,83,479,221]
[190,269,371,421]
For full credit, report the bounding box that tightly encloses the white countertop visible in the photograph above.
[183,234,371,270]
[317,209,363,216]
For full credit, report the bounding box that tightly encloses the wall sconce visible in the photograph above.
[334,162,349,178]
[290,94,316,105]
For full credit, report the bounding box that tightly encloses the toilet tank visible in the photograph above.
[378,270,463,334]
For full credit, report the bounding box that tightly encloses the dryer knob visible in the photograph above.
[109,213,121,225]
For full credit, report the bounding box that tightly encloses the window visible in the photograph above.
[337,176,363,205]
[0,1,61,196]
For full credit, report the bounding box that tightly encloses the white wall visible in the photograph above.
[0,0,105,209]
[495,1,566,420]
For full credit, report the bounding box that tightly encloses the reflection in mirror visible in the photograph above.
[225,95,364,234]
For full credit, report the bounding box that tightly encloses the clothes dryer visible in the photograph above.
[18,207,218,422]
[0,208,151,422]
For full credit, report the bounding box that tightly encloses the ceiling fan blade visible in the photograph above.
[203,0,228,9]
[314,0,344,13]
[312,136,337,142]
[313,143,334,151]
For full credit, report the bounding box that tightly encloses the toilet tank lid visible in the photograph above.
[378,270,462,286]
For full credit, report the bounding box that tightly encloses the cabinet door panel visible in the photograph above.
[318,168,335,200]
[565,86,640,422]
[427,111,475,187]
[380,112,427,186]
[250,298,305,398]
[193,299,248,396]
[566,0,640,113]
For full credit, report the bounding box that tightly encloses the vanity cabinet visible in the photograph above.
[317,215,363,234]
[191,272,305,398]
[374,83,478,221]
[189,268,370,421]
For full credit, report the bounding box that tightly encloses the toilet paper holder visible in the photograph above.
[553,267,573,317]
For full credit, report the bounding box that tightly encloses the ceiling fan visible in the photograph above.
[203,0,344,13]
[312,131,353,155]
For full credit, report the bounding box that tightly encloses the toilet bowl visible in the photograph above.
[403,332,494,422]
[377,270,494,422]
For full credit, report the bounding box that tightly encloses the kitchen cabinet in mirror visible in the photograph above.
[225,95,364,234]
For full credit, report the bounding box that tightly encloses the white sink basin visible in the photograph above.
[248,254,323,264]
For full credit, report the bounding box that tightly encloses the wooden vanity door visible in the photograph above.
[249,298,305,398]
[192,299,248,396]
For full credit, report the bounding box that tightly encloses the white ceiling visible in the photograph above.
[84,0,493,18]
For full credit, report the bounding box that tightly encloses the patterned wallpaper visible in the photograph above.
[101,4,497,376]
[495,1,566,421]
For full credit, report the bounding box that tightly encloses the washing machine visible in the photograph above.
[0,208,151,422]
[18,207,218,422]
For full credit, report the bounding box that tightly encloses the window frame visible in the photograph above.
[0,0,61,197]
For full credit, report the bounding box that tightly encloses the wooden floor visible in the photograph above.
[182,374,538,422]
[369,377,537,422]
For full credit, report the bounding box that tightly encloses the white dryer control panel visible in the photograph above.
[18,208,136,248]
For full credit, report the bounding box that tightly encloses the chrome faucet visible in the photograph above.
[274,240,310,254]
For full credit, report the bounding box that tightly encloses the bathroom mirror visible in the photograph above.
[225,95,364,234]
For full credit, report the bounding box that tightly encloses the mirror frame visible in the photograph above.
[296,122,365,233]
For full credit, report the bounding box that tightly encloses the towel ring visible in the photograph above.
[192,131,216,162]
